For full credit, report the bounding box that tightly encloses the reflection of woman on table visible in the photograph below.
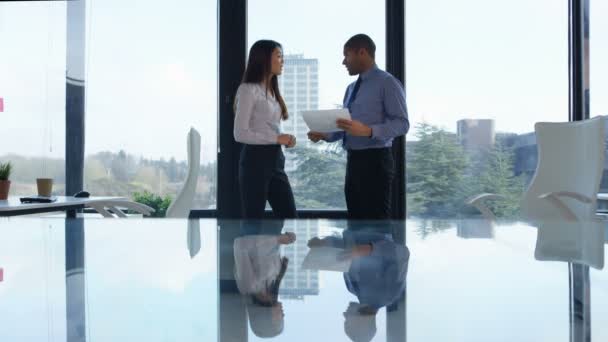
[234,231,296,337]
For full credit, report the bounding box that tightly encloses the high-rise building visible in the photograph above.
[457,119,495,150]
[279,55,319,171]
[279,220,320,299]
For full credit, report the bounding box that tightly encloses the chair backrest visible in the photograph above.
[166,127,201,218]
[521,116,605,221]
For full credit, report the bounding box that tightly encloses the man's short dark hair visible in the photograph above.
[344,34,376,59]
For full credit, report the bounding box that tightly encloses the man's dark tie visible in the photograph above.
[343,76,362,146]
[346,76,362,111]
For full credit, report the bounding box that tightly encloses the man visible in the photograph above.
[308,34,409,219]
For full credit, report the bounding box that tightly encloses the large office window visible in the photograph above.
[591,2,608,212]
[591,1,608,119]
[590,5,608,335]
[405,0,568,218]
[0,2,66,196]
[84,0,217,210]
[248,0,385,210]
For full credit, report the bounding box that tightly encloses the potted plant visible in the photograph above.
[0,162,12,200]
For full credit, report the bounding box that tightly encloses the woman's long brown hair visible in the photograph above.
[240,40,288,120]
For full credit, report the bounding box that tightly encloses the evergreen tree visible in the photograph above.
[287,146,346,209]
[466,143,525,218]
[407,123,469,217]
[407,123,526,219]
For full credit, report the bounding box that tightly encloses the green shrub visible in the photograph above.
[132,190,172,218]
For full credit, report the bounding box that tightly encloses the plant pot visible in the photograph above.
[0,180,10,200]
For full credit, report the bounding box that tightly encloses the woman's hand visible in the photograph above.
[278,232,296,245]
[277,134,296,148]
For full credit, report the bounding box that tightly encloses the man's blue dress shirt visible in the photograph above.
[326,65,409,150]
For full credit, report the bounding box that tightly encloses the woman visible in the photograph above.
[234,40,297,219]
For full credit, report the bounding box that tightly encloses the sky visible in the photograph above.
[0,0,607,163]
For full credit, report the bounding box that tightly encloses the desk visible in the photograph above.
[0,218,605,341]
[0,196,128,217]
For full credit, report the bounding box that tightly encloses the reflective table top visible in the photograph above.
[0,218,606,342]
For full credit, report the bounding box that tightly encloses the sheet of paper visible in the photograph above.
[300,109,351,133]
[301,246,352,272]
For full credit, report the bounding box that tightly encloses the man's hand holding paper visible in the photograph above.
[336,118,373,137]
[301,109,351,133]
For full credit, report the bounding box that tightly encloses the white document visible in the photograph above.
[301,247,352,272]
[301,109,351,133]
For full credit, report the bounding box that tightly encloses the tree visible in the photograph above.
[110,150,130,182]
[132,165,159,187]
[287,146,346,209]
[167,157,178,182]
[406,123,526,219]
[407,123,469,217]
[84,158,107,181]
[462,143,525,218]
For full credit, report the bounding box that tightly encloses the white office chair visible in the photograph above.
[469,116,606,222]
[166,127,201,218]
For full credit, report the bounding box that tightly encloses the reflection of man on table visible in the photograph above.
[308,228,409,342]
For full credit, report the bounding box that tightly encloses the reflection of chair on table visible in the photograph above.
[535,221,605,270]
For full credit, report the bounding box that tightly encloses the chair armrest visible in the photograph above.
[538,191,593,204]
[537,191,593,221]
[108,206,128,218]
[466,193,507,221]
[86,200,155,218]
[87,203,115,218]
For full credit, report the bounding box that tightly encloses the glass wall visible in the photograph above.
[591,0,608,118]
[590,1,608,205]
[84,0,217,211]
[405,0,568,218]
[248,0,386,210]
[84,220,218,340]
[0,221,66,340]
[0,2,66,196]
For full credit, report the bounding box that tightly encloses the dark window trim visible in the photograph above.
[66,0,85,197]
[217,0,247,218]
[387,0,406,219]
[569,0,590,122]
